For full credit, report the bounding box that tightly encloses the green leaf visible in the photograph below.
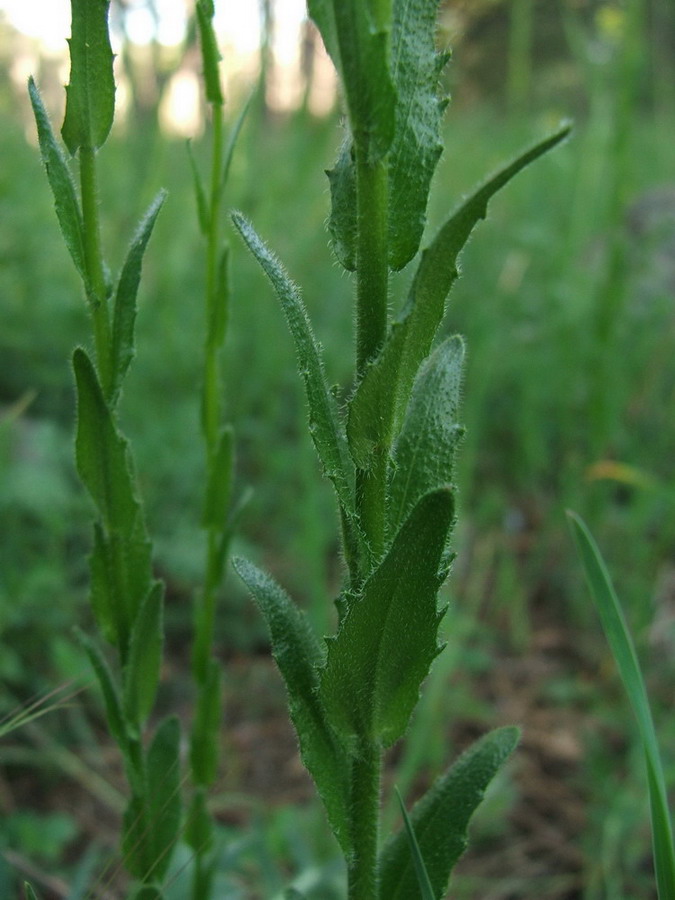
[379,726,520,899]
[28,77,86,282]
[222,88,256,187]
[388,0,449,270]
[387,336,464,539]
[348,124,571,469]
[123,716,182,883]
[568,512,675,900]
[123,582,164,725]
[111,191,166,403]
[186,141,208,234]
[233,556,352,853]
[185,787,214,854]
[394,788,435,900]
[190,659,221,786]
[202,426,233,529]
[308,0,395,164]
[231,213,356,524]
[23,885,39,900]
[210,245,230,350]
[196,0,223,106]
[320,489,454,746]
[326,138,357,271]
[75,627,128,752]
[61,0,115,154]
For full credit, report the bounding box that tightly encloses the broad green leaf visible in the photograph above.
[568,512,675,900]
[233,556,352,853]
[202,426,233,529]
[394,788,435,900]
[123,583,164,725]
[231,213,356,524]
[185,787,214,854]
[111,191,166,403]
[61,0,115,154]
[28,77,86,281]
[196,0,223,106]
[348,124,571,469]
[123,715,182,882]
[320,489,454,746]
[326,139,357,271]
[75,627,128,752]
[388,336,464,539]
[190,658,221,786]
[379,726,520,899]
[308,0,395,164]
[388,0,449,270]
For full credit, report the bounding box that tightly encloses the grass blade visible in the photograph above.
[394,787,435,900]
[567,510,675,900]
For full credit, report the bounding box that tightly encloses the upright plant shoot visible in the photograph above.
[234,2,570,898]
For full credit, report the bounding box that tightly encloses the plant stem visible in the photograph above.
[79,145,112,397]
[354,150,389,558]
[347,737,382,900]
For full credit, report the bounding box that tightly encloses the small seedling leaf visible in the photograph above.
[28,77,86,281]
[123,715,181,882]
[75,627,128,752]
[231,213,355,522]
[196,0,223,106]
[234,556,352,853]
[61,0,115,154]
[190,658,221,787]
[388,336,464,539]
[379,726,520,899]
[568,512,675,899]
[123,582,164,725]
[320,488,454,745]
[111,190,166,403]
[388,0,448,270]
[202,426,234,529]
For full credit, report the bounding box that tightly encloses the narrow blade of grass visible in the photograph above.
[567,510,675,899]
[394,787,436,900]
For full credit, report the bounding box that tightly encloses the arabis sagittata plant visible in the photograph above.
[233,2,570,898]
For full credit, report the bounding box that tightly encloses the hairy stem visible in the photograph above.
[347,738,382,900]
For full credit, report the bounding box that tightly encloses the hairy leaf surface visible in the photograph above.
[388,0,449,270]
[326,139,357,271]
[28,77,86,281]
[320,489,454,746]
[61,0,115,154]
[388,336,464,538]
[379,726,520,899]
[111,191,166,402]
[234,557,352,853]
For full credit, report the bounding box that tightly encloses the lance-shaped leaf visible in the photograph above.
[308,0,395,164]
[388,336,464,539]
[202,426,233,530]
[231,213,356,522]
[388,0,449,270]
[196,0,223,106]
[190,658,222,787]
[326,138,357,271]
[111,191,166,403]
[347,123,571,469]
[187,141,209,234]
[28,77,86,281]
[61,0,115,154]
[379,726,520,899]
[320,489,454,746]
[233,556,352,853]
[75,627,127,752]
[123,582,164,726]
[74,349,153,646]
[123,715,182,882]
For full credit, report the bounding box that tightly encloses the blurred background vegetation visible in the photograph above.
[1,0,674,897]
